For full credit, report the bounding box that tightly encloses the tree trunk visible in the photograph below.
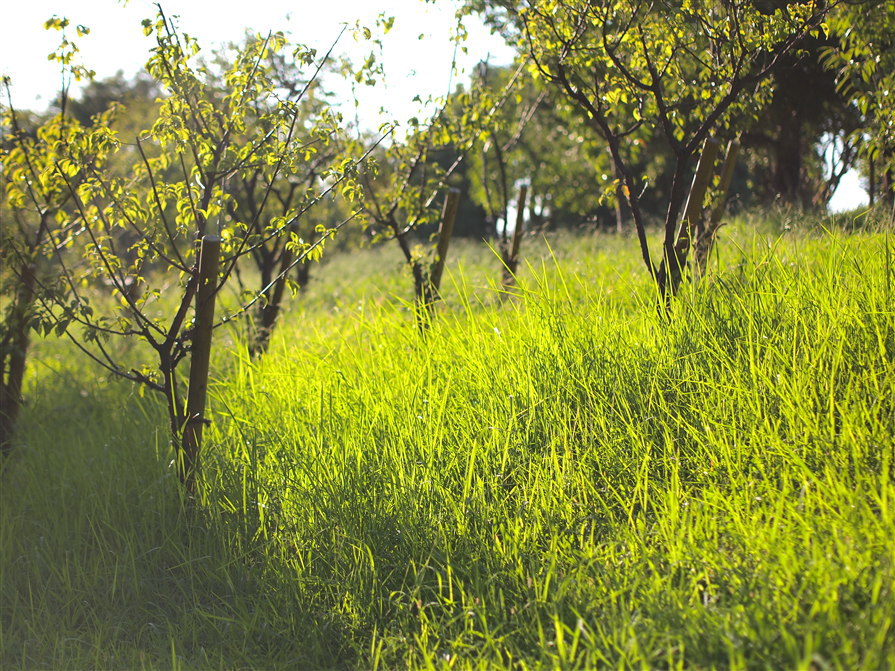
[613,160,625,234]
[771,108,805,207]
[656,162,692,300]
[695,140,740,276]
[250,246,295,358]
[1,262,36,458]
[412,260,435,332]
[868,159,875,207]
[658,139,720,299]
[181,236,221,493]
[883,162,895,212]
[295,262,310,292]
[501,184,528,288]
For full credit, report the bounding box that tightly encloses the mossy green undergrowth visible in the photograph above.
[2,223,893,669]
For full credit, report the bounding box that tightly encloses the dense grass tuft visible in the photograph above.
[2,222,893,669]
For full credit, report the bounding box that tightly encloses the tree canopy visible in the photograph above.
[461,0,840,294]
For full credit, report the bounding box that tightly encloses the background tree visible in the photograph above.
[1,16,116,456]
[347,115,457,322]
[205,35,350,356]
[0,104,116,455]
[12,10,364,489]
[739,34,860,209]
[345,61,521,323]
[466,63,611,234]
[824,0,895,216]
[65,70,162,127]
[463,0,833,297]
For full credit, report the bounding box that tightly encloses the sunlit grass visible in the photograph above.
[2,219,893,669]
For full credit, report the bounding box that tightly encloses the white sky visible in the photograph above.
[0,0,867,211]
[0,0,514,127]
[828,169,868,213]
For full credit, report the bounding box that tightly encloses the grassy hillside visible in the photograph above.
[2,218,894,669]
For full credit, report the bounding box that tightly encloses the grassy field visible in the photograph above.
[1,214,894,669]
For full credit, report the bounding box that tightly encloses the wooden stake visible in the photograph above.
[503,184,528,287]
[695,139,740,275]
[429,188,461,295]
[509,184,528,265]
[869,158,875,207]
[675,137,721,257]
[182,235,221,492]
[710,140,740,225]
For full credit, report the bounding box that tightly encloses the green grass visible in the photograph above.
[2,217,894,669]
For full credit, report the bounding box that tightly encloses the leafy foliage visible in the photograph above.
[463,0,832,295]
[1,98,118,453]
[824,0,895,208]
[2,9,366,482]
[343,62,520,317]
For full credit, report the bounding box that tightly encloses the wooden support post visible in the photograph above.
[182,235,221,492]
[429,188,461,296]
[509,184,528,267]
[869,158,875,207]
[660,137,721,297]
[695,139,740,275]
[503,184,528,288]
[710,140,740,226]
[0,261,36,458]
[675,137,721,258]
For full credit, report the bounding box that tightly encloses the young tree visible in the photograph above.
[824,0,895,216]
[464,0,833,297]
[14,10,365,489]
[1,16,115,456]
[0,104,116,456]
[345,64,521,326]
[347,116,459,325]
[467,62,618,234]
[206,36,350,356]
